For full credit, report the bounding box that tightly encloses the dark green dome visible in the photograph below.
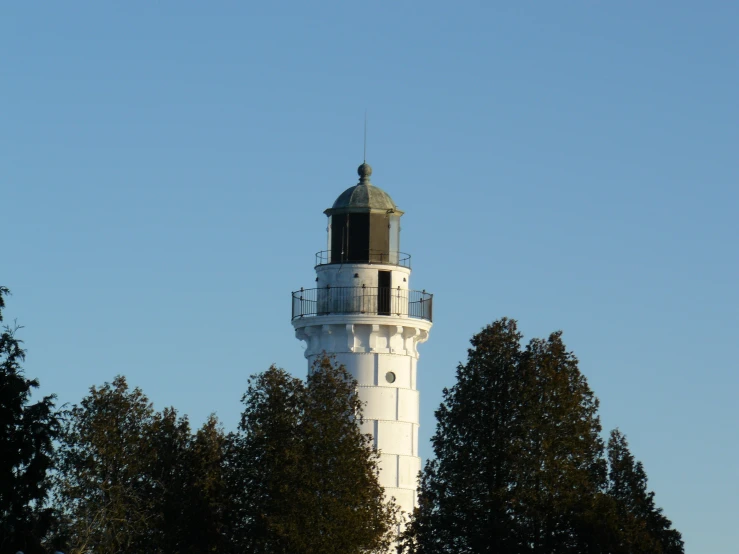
[330,163,397,212]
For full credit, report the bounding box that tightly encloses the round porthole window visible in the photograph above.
[385,372,396,384]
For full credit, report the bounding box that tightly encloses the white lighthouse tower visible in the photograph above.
[291,162,433,524]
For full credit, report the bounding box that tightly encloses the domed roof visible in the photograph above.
[328,163,398,212]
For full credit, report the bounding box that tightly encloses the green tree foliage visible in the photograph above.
[55,376,228,553]
[514,332,607,552]
[181,415,230,553]
[301,357,397,553]
[228,358,398,554]
[0,287,60,554]
[403,318,526,554]
[606,429,684,553]
[227,365,303,552]
[404,318,681,554]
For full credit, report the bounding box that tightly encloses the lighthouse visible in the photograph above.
[291,162,433,524]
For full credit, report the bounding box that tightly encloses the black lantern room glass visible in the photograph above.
[327,212,399,265]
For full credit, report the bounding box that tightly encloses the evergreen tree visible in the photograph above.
[229,358,397,554]
[514,331,607,553]
[227,365,304,552]
[55,376,228,553]
[146,408,230,553]
[301,357,397,553]
[55,376,163,552]
[404,319,611,554]
[180,415,230,553]
[607,429,684,554]
[403,318,526,554]
[0,287,60,554]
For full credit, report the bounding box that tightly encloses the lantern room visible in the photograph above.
[323,163,404,266]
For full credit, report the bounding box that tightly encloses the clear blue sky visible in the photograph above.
[3,2,737,551]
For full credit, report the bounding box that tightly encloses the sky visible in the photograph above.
[2,1,737,551]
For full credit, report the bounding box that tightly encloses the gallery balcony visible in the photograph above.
[291,286,433,322]
[314,250,412,269]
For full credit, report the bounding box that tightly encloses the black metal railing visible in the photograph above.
[314,250,412,268]
[292,286,433,322]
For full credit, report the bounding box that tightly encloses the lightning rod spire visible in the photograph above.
[363,110,367,163]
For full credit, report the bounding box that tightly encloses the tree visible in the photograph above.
[403,319,614,554]
[228,358,397,554]
[606,429,684,553]
[300,357,397,553]
[514,331,607,553]
[55,376,229,553]
[55,376,162,552]
[227,365,303,553]
[145,408,230,553]
[0,286,60,554]
[402,318,526,554]
[178,414,230,553]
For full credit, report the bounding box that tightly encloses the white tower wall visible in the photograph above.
[294,313,430,521]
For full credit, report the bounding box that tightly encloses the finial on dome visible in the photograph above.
[357,162,372,184]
